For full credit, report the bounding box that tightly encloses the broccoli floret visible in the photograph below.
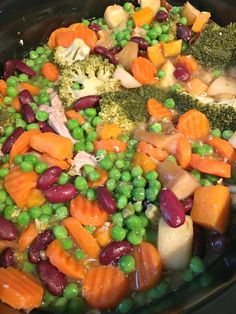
[54,38,90,68]
[189,22,236,69]
[59,54,121,107]
[172,90,236,131]
[0,108,15,135]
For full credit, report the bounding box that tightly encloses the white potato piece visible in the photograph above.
[138,0,161,14]
[229,132,236,149]
[207,76,236,96]
[159,60,177,88]
[113,67,142,88]
[117,42,139,71]
[158,216,193,270]
[182,1,200,25]
[96,30,114,49]
[104,5,129,29]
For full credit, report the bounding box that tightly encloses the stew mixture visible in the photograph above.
[0,0,235,313]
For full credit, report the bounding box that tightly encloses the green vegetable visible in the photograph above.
[118,255,136,273]
[190,256,205,273]
[53,225,68,240]
[117,298,134,313]
[0,108,15,136]
[111,225,126,241]
[63,283,79,299]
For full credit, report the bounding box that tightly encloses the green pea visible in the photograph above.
[44,290,56,303]
[26,123,39,131]
[166,155,177,164]
[170,83,182,92]
[67,297,86,314]
[36,110,49,122]
[121,171,131,183]
[200,179,211,186]
[86,188,97,201]
[211,129,221,137]
[125,215,142,231]
[15,119,27,129]
[111,225,126,241]
[149,179,161,190]
[51,297,68,313]
[191,169,201,181]
[119,255,136,274]
[85,141,94,153]
[204,174,218,183]
[82,165,94,175]
[26,59,34,67]
[99,157,113,170]
[6,76,18,87]
[30,50,38,59]
[222,130,233,140]
[85,108,97,117]
[106,178,116,191]
[182,40,189,52]
[179,16,187,25]
[114,159,125,169]
[148,122,163,133]
[4,96,13,105]
[74,141,86,153]
[0,168,9,178]
[132,187,145,201]
[148,29,158,40]
[146,188,158,202]
[63,283,79,299]
[74,248,86,260]
[190,256,205,273]
[53,225,68,240]
[151,281,168,299]
[72,127,84,140]
[127,230,142,245]
[18,73,29,82]
[20,161,33,172]
[24,154,38,165]
[96,149,107,157]
[123,2,133,12]
[74,176,88,191]
[112,212,124,226]
[116,195,128,210]
[5,196,14,206]
[41,204,53,215]
[181,270,193,282]
[133,176,146,188]
[132,202,142,213]
[34,162,47,174]
[145,170,158,181]
[159,33,170,42]
[164,98,175,109]
[212,69,222,78]
[171,6,182,14]
[92,116,103,127]
[109,168,121,181]
[29,206,42,219]
[2,154,10,164]
[156,69,166,79]
[55,206,68,220]
[4,205,16,220]
[82,122,93,133]
[17,212,30,226]
[142,23,150,31]
[131,166,143,177]
[23,261,35,273]
[57,173,69,185]
[0,190,7,203]
[88,170,100,182]
[39,94,49,103]
[117,298,133,313]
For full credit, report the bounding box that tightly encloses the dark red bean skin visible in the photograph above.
[105,51,119,65]
[19,89,34,105]
[99,241,132,265]
[41,125,56,133]
[3,60,15,80]
[1,127,24,154]
[0,247,14,268]
[176,24,192,41]
[44,183,77,203]
[94,46,108,57]
[155,10,169,22]
[110,46,122,54]
[131,37,149,51]
[0,216,18,240]
[193,225,206,258]
[89,23,101,32]
[37,260,67,296]
[73,95,100,111]
[174,66,190,82]
[37,166,62,190]
[96,186,116,214]
[28,230,54,264]
[159,189,186,228]
[15,60,36,77]
[181,197,193,214]
[22,104,36,123]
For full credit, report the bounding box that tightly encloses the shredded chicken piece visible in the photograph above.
[69,151,103,176]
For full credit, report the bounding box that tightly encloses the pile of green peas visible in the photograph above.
[25,45,53,73]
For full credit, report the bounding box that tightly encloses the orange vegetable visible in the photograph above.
[87,167,108,188]
[175,134,192,169]
[0,240,17,251]
[131,57,157,85]
[192,11,211,33]
[147,44,166,68]
[147,98,173,120]
[82,266,129,309]
[30,132,73,161]
[63,217,100,258]
[11,97,21,112]
[133,7,154,27]
[0,79,7,96]
[65,110,85,125]
[94,223,112,247]
[97,124,122,140]
[70,194,108,227]
[133,152,158,174]
[0,267,43,310]
[47,27,68,49]
[40,153,71,170]
[94,139,127,153]
[190,154,231,178]
[41,62,60,82]
[4,166,38,208]
[129,242,162,291]
[207,137,236,161]
[176,55,199,73]
[20,82,40,96]
[18,223,38,252]
[10,129,41,164]
[137,141,168,161]
[162,40,182,57]
[176,109,210,141]
[25,188,46,208]
[46,239,86,280]
[186,78,208,96]
[191,185,230,233]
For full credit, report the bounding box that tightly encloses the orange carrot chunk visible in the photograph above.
[46,239,86,280]
[94,139,127,153]
[176,55,199,74]
[18,223,38,252]
[147,98,173,120]
[87,168,108,188]
[190,154,231,178]
[70,194,108,227]
[0,267,43,310]
[47,27,68,49]
[131,57,157,85]
[191,185,230,233]
[147,44,166,68]
[137,141,168,161]
[82,266,129,309]
[97,124,123,140]
[192,11,211,33]
[41,62,60,82]
[129,242,162,291]
[0,80,7,96]
[133,7,154,27]
[174,134,192,169]
[63,217,100,258]
[65,110,85,125]
[20,82,40,96]
[25,188,46,208]
[186,78,208,96]
[133,152,158,174]
[40,153,71,171]
[11,96,21,112]
[207,137,236,161]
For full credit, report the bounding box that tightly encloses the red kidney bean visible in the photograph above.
[37,166,62,190]
[15,60,36,77]
[109,46,122,54]
[131,37,149,51]
[159,188,185,228]
[19,89,34,105]
[105,51,119,65]
[181,197,193,214]
[73,95,100,111]
[22,104,36,123]
[37,260,67,296]
[138,50,148,58]
[3,60,15,80]
[94,46,108,57]
[28,229,54,264]
[174,66,190,82]
[0,247,14,268]
[176,24,192,41]
[155,10,169,22]
[37,121,47,129]
[193,225,206,258]
[99,240,132,265]
[41,125,56,133]
[0,216,18,240]
[89,23,101,32]
[44,183,77,203]
[96,186,116,214]
[1,127,24,154]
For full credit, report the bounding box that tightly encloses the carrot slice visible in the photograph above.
[63,217,100,258]
[137,141,168,161]
[4,166,38,208]
[20,83,40,96]
[129,242,162,291]
[176,55,199,74]
[11,96,21,112]
[40,153,71,170]
[190,154,231,178]
[46,239,86,280]
[94,139,127,153]
[0,267,43,310]
[25,188,46,208]
[94,223,112,247]
[175,134,192,169]
[0,80,7,96]
[176,109,210,141]
[131,57,157,85]
[82,266,129,309]
[41,62,60,82]
[133,7,154,27]
[97,124,123,140]
[192,11,211,33]
[47,27,68,49]
[162,40,182,57]
[207,137,236,161]
[65,110,85,125]
[87,168,108,188]
[70,194,108,227]
[147,98,173,120]
[133,152,158,174]
[147,44,166,68]
[18,222,38,252]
